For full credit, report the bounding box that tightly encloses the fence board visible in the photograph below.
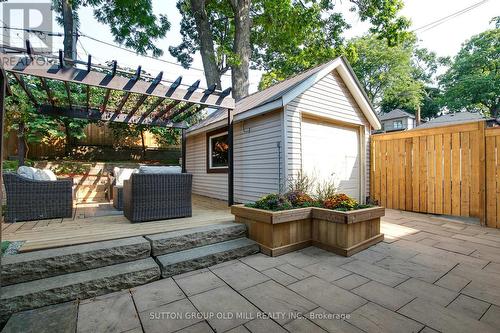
[371,121,499,227]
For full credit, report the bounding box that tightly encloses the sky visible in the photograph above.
[1,0,499,93]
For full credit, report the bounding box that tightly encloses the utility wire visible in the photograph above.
[412,0,490,33]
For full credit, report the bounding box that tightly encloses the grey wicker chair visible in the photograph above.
[3,172,73,222]
[123,173,192,223]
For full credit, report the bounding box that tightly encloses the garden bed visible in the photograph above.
[231,205,384,257]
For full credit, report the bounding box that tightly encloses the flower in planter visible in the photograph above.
[248,193,292,211]
[323,193,358,210]
[285,190,315,207]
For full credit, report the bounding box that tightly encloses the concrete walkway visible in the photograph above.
[4,209,500,333]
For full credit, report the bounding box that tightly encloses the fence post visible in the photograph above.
[479,121,486,226]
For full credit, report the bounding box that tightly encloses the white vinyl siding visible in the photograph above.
[234,109,284,203]
[185,132,228,200]
[286,69,371,201]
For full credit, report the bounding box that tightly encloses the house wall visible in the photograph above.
[382,117,414,131]
[185,109,284,203]
[185,131,228,200]
[285,69,371,201]
[234,109,284,203]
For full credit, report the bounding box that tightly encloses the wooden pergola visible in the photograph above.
[0,42,236,206]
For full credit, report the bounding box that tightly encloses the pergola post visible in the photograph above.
[181,128,187,173]
[0,68,6,249]
[227,109,234,206]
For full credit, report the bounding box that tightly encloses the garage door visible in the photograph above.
[301,118,361,200]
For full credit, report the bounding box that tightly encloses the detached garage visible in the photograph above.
[185,56,381,204]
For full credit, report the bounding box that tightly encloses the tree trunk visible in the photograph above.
[230,0,251,101]
[63,120,73,157]
[140,130,146,161]
[17,122,26,166]
[190,0,222,89]
[62,0,77,60]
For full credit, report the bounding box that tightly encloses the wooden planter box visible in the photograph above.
[231,205,384,257]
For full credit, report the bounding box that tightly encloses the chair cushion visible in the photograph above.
[114,167,138,186]
[138,166,182,174]
[17,166,38,180]
[34,169,57,181]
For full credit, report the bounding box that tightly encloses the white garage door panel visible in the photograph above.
[302,118,360,200]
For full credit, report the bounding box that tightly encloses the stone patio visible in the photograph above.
[4,209,500,333]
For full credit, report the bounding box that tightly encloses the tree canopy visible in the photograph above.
[439,26,500,118]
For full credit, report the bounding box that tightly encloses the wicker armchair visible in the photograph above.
[3,172,73,222]
[123,173,192,223]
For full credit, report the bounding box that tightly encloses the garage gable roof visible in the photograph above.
[188,57,381,134]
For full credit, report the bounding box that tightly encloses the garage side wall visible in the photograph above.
[285,69,371,201]
[185,132,228,200]
[234,109,284,203]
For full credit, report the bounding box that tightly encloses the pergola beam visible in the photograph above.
[0,53,234,109]
[39,77,55,107]
[12,73,38,106]
[38,105,187,128]
[153,100,181,121]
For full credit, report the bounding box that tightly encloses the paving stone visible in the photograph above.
[375,256,445,283]
[288,276,367,315]
[347,302,423,333]
[447,294,490,320]
[461,279,500,306]
[156,238,259,278]
[145,223,247,256]
[398,297,497,333]
[418,238,440,246]
[176,321,214,333]
[307,308,363,333]
[451,263,500,284]
[396,278,458,307]
[409,253,457,272]
[276,264,312,280]
[239,253,286,271]
[226,326,251,333]
[77,291,141,333]
[352,280,414,311]
[140,298,203,333]
[174,269,225,296]
[302,262,351,282]
[262,268,298,286]
[483,262,500,274]
[341,260,408,287]
[369,242,419,260]
[210,261,269,290]
[1,301,78,333]
[279,251,320,268]
[244,318,287,333]
[332,274,370,290]
[435,273,471,292]
[0,258,160,324]
[480,304,500,328]
[241,280,316,325]
[131,278,185,312]
[189,286,259,332]
[1,236,151,285]
[433,241,476,255]
[283,318,327,332]
[350,249,388,263]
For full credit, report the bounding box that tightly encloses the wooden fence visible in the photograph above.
[371,121,500,228]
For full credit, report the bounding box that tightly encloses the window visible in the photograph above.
[207,129,229,173]
[393,120,403,129]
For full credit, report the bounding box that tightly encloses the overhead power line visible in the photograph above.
[412,0,490,33]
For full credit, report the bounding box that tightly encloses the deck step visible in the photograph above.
[1,237,151,286]
[145,223,247,256]
[156,237,259,278]
[0,258,160,326]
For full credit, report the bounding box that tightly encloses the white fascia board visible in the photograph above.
[233,98,283,122]
[186,119,227,137]
[336,62,382,130]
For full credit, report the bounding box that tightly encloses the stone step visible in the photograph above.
[0,258,160,326]
[156,237,259,278]
[145,223,247,256]
[1,237,151,286]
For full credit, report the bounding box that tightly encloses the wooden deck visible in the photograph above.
[1,195,233,253]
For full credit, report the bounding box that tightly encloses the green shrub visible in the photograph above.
[246,193,293,211]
